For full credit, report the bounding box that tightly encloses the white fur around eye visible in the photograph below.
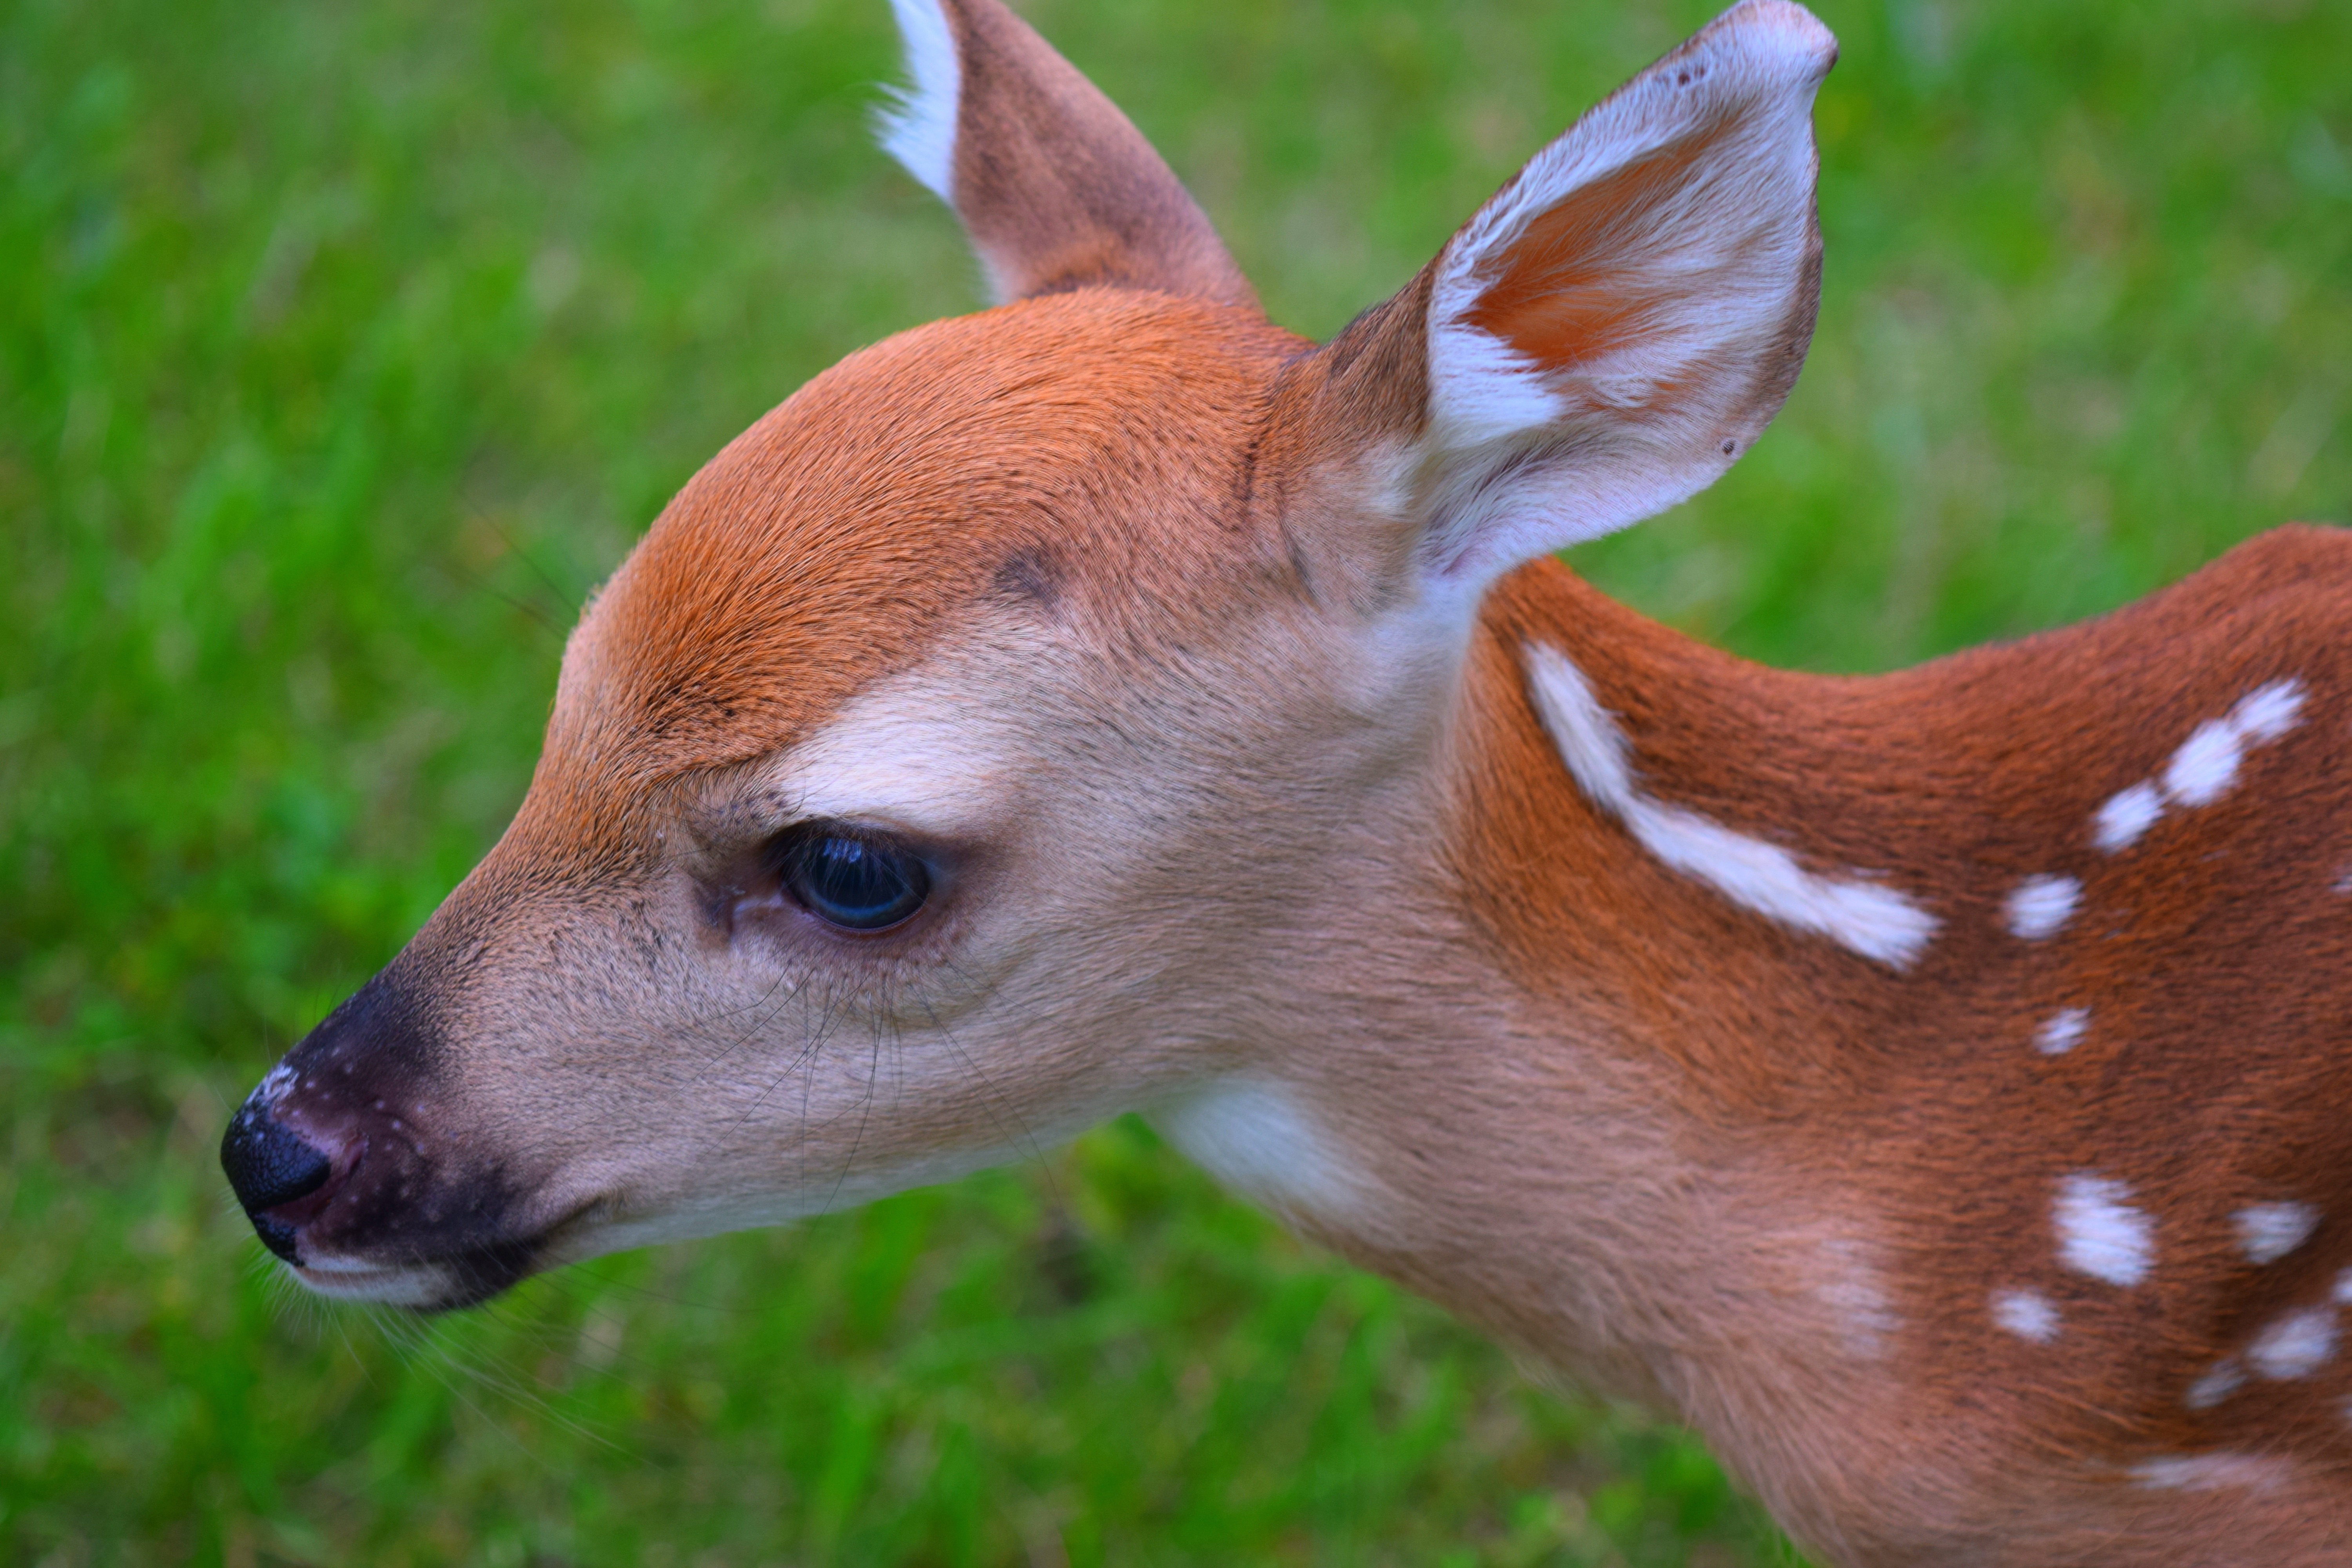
[764,666,1023,837]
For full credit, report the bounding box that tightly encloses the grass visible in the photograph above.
[3,0,2346,1562]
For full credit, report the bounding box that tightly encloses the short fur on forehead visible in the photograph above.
[544,293,1303,793]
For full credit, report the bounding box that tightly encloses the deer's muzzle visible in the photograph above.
[220,968,545,1310]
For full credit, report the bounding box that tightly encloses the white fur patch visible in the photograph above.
[2185,1356,2245,1410]
[1155,1080,1371,1225]
[1990,1287,2059,1344]
[2053,1173,2154,1287]
[1817,1238,1899,1358]
[2005,874,2080,941]
[288,1258,451,1308]
[2232,678,2307,743]
[762,658,1030,835]
[1425,320,1566,448]
[2091,781,2163,853]
[2248,1307,2337,1380]
[2093,677,2308,848]
[1414,1,1837,583]
[2234,1201,2320,1266]
[2164,717,2245,808]
[1523,644,1937,967]
[2033,1007,2089,1056]
[2129,1453,2288,1493]
[878,0,960,202]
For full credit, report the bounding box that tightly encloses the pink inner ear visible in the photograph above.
[1458,115,1733,397]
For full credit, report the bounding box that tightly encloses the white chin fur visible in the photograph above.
[288,1258,448,1307]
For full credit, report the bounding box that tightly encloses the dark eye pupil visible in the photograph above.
[779,829,929,931]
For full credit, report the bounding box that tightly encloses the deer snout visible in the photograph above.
[219,966,551,1307]
[219,1088,344,1261]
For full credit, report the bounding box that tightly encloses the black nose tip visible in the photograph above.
[220,1101,334,1232]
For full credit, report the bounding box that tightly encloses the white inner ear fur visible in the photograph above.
[1419,0,1835,586]
[878,0,960,203]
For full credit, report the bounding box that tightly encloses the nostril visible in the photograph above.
[249,1212,304,1264]
[220,1103,334,1216]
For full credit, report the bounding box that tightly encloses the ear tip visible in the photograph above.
[877,0,960,203]
[1700,0,1840,81]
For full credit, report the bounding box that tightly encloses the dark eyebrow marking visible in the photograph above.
[992,548,1060,611]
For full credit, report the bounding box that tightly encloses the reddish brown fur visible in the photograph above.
[934,0,1255,306]
[513,294,1302,871]
[1445,534,2352,1559]
[225,3,2352,1561]
[1463,118,1740,369]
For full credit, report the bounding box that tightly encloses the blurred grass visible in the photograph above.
[2,0,2345,1561]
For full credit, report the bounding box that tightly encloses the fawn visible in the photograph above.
[221,1,2352,1559]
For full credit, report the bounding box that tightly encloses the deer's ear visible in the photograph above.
[1289,0,1835,598]
[878,0,1257,310]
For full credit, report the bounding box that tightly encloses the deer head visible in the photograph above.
[220,0,1834,1313]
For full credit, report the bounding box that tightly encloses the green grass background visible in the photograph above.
[4,0,2347,1561]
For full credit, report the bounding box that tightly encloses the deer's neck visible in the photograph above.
[1163,559,1957,1525]
[1452,558,1957,1104]
[1256,534,2352,1562]
[1237,559,2036,1540]
[1165,533,2352,1563]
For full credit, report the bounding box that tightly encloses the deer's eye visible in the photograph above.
[772,824,931,933]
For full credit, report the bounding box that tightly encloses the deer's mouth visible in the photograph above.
[284,1230,553,1312]
[288,1256,450,1308]
[220,1082,577,1312]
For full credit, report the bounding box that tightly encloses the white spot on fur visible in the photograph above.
[2163,717,2245,808]
[2034,1007,2089,1056]
[2232,679,2307,743]
[1990,1288,2059,1343]
[1523,644,1936,967]
[2129,1453,2288,1493]
[2185,1356,2245,1410]
[2247,1307,2337,1380]
[256,1063,298,1105]
[1156,1080,1371,1225]
[2234,1202,2320,1265]
[2006,875,2080,941]
[2090,679,2306,849]
[2053,1173,2154,1287]
[2092,781,2163,853]
[2161,678,2306,808]
[2335,1268,2352,1305]
[1817,1238,1899,1358]
[877,0,959,202]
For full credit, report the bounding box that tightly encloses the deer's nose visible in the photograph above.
[220,1101,336,1259]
